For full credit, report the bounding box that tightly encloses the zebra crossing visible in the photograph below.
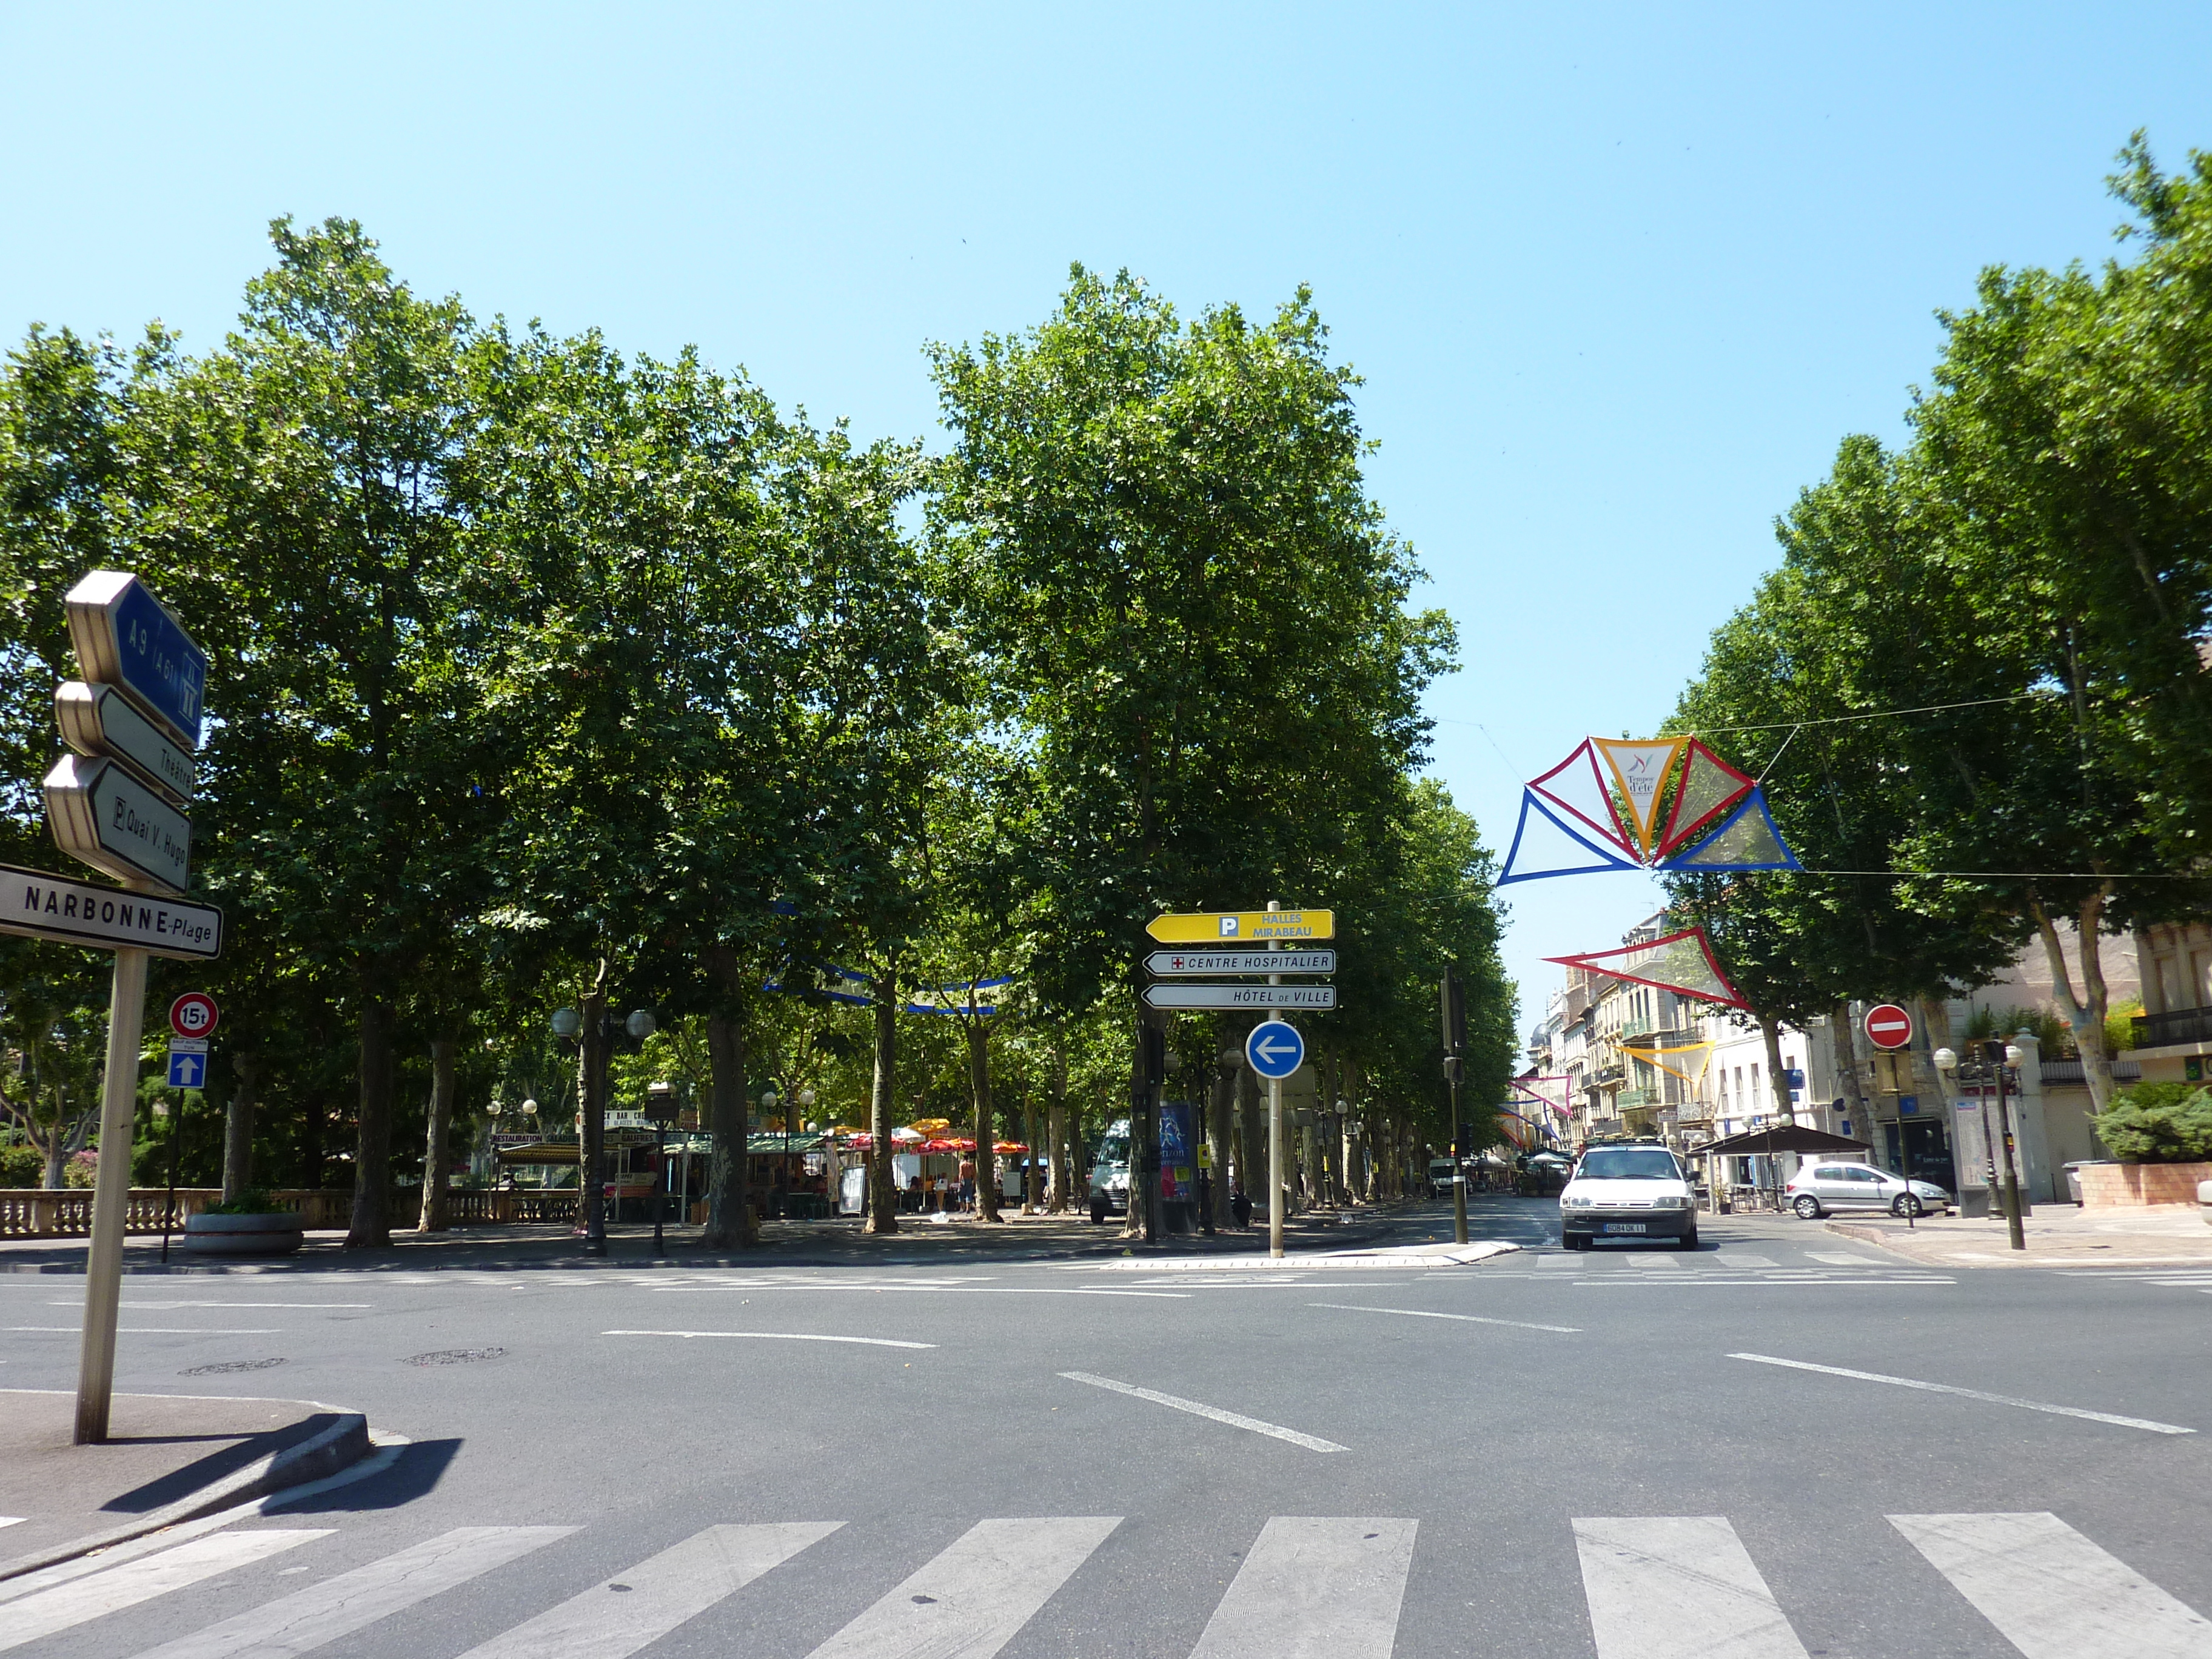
[5,1507,2208,1658]
[2059,1267,2212,1296]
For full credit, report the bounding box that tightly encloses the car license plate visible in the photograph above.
[1603,1222,1646,1234]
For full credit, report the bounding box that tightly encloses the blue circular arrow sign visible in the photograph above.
[1245,1019,1305,1079]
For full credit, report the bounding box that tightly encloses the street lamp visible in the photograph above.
[555,1004,659,1256]
[643,1081,679,1255]
[1934,1041,2027,1252]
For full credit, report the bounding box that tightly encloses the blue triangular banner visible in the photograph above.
[1658,786,1803,872]
[1498,789,1644,886]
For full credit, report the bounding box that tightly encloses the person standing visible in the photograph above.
[957,1152,977,1213]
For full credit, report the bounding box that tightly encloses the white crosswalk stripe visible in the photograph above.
[31,1506,2211,1659]
[1187,1517,1417,1659]
[119,1526,576,1659]
[1572,1515,1809,1658]
[801,1516,1120,1659]
[1891,1512,2212,1658]
[455,1523,842,1659]
[0,1529,330,1653]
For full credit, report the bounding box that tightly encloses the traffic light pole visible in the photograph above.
[1447,1062,1469,1246]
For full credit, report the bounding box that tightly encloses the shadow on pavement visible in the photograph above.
[272,1438,463,1513]
[102,1412,351,1513]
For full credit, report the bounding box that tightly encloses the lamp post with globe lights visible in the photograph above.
[1935,1039,2028,1252]
[553,1002,659,1256]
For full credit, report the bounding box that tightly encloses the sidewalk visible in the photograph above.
[1828,1204,2212,1268]
[0,1390,368,1579]
[0,1204,1412,1275]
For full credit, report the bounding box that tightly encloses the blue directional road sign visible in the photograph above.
[1246,1019,1305,1079]
[167,1042,207,1090]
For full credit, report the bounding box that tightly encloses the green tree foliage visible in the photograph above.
[2091,1082,2212,1163]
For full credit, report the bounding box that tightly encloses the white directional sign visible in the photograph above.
[43,754,192,893]
[1246,1019,1306,1078]
[1145,950,1335,977]
[1145,983,1336,1010]
[55,682,196,805]
[0,862,223,959]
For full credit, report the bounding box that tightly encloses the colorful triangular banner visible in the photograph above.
[1498,789,1644,886]
[1655,737,1756,857]
[1543,926,1749,1008]
[1659,787,1802,873]
[1594,737,1688,857]
[1529,739,1635,854]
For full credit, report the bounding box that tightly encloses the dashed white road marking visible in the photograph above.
[602,1330,934,1349]
[1058,1372,1347,1452]
[1731,1353,2194,1434]
[1307,1302,1580,1333]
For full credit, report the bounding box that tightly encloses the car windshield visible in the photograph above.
[1576,1148,1678,1181]
[1096,1135,1128,1166]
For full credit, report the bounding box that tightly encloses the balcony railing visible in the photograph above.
[2134,1005,2212,1049]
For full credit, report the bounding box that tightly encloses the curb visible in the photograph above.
[0,1410,371,1584]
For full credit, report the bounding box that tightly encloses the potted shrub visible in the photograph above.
[183,1188,304,1256]
[2082,1085,2212,1208]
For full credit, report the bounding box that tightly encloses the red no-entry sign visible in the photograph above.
[169,991,220,1039]
[1864,1002,1913,1051]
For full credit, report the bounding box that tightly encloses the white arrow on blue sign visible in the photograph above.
[1245,1019,1305,1079]
[167,1045,207,1090]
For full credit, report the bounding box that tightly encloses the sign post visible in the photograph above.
[1246,1016,1305,1260]
[43,571,208,1445]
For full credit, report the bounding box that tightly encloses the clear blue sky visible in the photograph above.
[5,3,2207,1036]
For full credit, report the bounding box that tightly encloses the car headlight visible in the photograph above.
[1654,1195,1688,1210]
[1561,1195,1591,1208]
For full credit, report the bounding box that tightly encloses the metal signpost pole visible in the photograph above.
[1443,967,1469,1246]
[76,942,149,1444]
[160,1083,183,1264]
[1267,905,1283,1259]
[1989,1041,2028,1252]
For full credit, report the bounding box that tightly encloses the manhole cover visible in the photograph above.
[181,1357,287,1376]
[404,1347,505,1367]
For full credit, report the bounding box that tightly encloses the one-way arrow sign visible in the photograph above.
[1245,1019,1305,1078]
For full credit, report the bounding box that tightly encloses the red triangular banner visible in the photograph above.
[1655,739,1756,857]
[1542,926,1748,1009]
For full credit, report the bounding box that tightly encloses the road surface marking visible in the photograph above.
[456,1523,842,1659]
[602,1330,934,1349]
[1572,1516,1809,1659]
[802,1517,1119,1659]
[3,1336,281,1344]
[1576,1278,1952,1287]
[1187,1517,1416,1659]
[1712,1251,1780,1267]
[1891,1512,2212,1658]
[1730,1353,2194,1433]
[5,1326,283,1335]
[1617,1253,1682,1269]
[118,1526,577,1659]
[0,1530,330,1652]
[1804,1252,1885,1265]
[0,1517,19,1528]
[1307,1303,1580,1333]
[1057,1372,1346,1452]
[47,1302,373,1310]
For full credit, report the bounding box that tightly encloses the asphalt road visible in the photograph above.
[4,1195,2210,1658]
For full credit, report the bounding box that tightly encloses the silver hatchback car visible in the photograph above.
[1784,1161,1951,1219]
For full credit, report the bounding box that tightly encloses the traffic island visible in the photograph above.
[0,1390,370,1582]
[1824,1204,2212,1267]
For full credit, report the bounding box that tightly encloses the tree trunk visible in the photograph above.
[221,1057,258,1204]
[702,1009,754,1248]
[42,1094,66,1190]
[1829,1002,1871,1158]
[2030,888,2117,1111]
[346,997,395,1250]
[1206,1061,1232,1229]
[865,965,899,1233]
[1125,1007,1159,1243]
[577,984,609,1245]
[1236,1062,1259,1212]
[417,1039,456,1232]
[1045,1039,1069,1213]
[967,1017,1000,1222]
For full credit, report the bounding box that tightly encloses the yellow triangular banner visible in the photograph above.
[1595,737,1688,856]
[1621,1040,1713,1086]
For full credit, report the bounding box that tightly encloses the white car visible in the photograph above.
[1560,1143,1698,1250]
[1784,1162,1951,1219]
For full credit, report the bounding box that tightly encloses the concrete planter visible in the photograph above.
[182,1210,304,1256]
[2200,1178,2211,1227]
[2076,1161,2212,1210]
